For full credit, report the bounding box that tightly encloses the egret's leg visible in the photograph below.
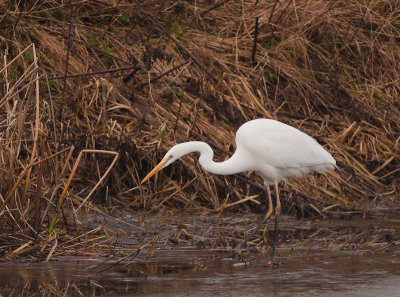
[269,216,279,264]
[237,184,274,251]
[269,179,281,264]
[274,179,281,217]
[265,184,274,221]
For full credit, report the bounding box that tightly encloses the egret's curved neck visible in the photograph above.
[175,141,251,175]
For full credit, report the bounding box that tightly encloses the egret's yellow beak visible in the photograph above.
[141,160,167,183]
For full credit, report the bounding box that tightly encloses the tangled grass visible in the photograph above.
[0,0,399,258]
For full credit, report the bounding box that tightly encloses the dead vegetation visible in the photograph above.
[0,0,399,259]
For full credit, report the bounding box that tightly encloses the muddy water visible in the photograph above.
[0,247,399,296]
[1,214,400,296]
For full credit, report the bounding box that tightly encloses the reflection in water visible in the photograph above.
[1,247,399,297]
[2,212,400,296]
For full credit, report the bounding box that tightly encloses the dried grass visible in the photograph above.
[0,0,399,259]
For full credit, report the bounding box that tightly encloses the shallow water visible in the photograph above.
[1,213,400,296]
[1,247,399,297]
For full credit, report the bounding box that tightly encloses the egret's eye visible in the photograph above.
[167,155,173,161]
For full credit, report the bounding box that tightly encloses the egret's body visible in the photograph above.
[142,119,336,264]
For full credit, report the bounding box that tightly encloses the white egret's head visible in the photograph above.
[162,145,186,168]
[141,144,187,183]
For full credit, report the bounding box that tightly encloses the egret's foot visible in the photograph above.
[233,246,243,260]
[265,259,280,267]
[232,247,254,267]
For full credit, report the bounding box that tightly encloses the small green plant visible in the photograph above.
[89,35,100,48]
[24,53,33,59]
[48,79,56,90]
[175,89,183,99]
[159,122,167,142]
[265,70,277,80]
[119,13,130,25]
[101,40,109,52]
[170,20,184,37]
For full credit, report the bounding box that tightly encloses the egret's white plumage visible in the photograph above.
[235,119,336,184]
[143,119,336,185]
[142,118,336,264]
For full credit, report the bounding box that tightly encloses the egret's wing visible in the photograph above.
[239,126,334,169]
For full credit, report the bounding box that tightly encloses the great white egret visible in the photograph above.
[142,119,336,264]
